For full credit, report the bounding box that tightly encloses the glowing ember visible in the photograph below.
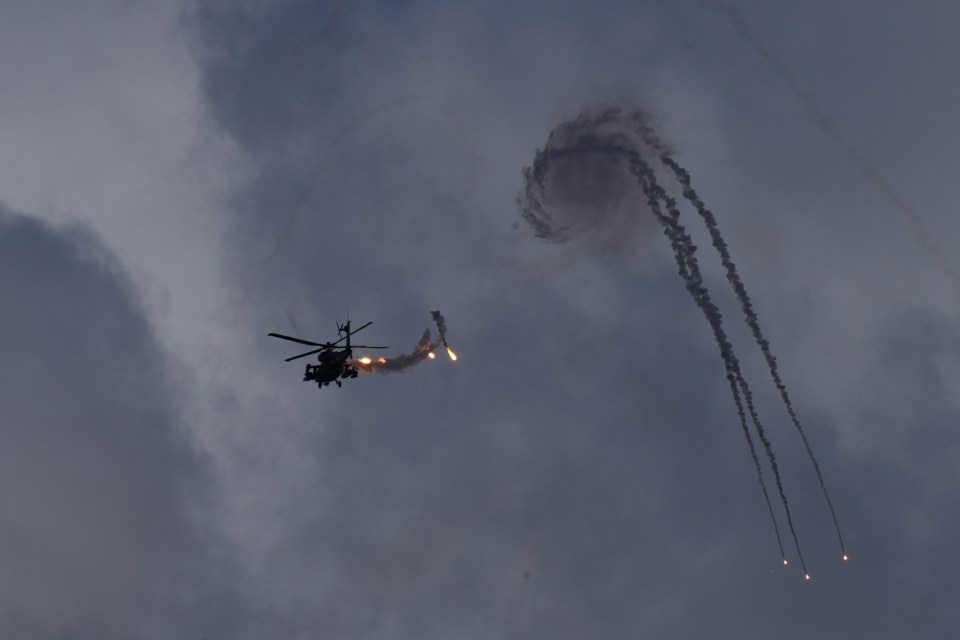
[378,357,386,364]
[427,352,436,359]
[446,346,458,361]
[804,573,812,581]
[783,559,789,566]
[842,554,849,562]
[358,357,372,365]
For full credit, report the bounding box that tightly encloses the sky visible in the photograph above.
[2,0,959,637]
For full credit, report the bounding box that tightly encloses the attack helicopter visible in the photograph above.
[268,320,387,388]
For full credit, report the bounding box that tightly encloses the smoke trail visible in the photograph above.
[628,155,804,572]
[354,311,453,373]
[520,111,798,564]
[658,154,847,557]
[634,116,846,558]
[430,309,449,346]
[648,177,789,564]
[633,164,789,561]
[516,107,849,573]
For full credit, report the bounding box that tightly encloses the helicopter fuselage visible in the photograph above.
[269,320,385,390]
[303,350,358,387]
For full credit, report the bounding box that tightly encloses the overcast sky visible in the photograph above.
[3,0,960,638]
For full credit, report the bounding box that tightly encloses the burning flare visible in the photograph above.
[351,311,455,374]
[446,346,458,361]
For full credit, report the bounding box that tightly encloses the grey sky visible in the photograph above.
[0,208,254,638]
[1,0,959,637]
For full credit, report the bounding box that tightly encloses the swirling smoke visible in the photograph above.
[518,107,845,577]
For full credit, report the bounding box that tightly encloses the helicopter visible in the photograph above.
[268,320,387,388]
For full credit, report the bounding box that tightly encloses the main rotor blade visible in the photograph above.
[346,321,373,336]
[285,348,325,362]
[268,332,324,347]
[329,321,373,348]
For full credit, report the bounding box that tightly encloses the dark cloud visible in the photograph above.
[187,0,484,330]
[183,1,960,638]
[0,207,249,639]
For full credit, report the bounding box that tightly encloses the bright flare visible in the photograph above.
[428,352,436,359]
[804,573,812,581]
[446,346,458,361]
[842,554,849,561]
[378,357,387,364]
[358,357,372,365]
[783,559,789,566]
